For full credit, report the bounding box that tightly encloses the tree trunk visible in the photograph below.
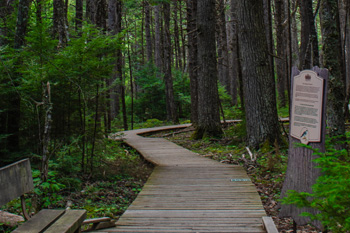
[228,0,238,106]
[53,0,68,47]
[299,0,319,69]
[108,0,122,121]
[76,0,83,31]
[41,82,53,182]
[7,0,32,153]
[217,0,230,95]
[320,0,346,138]
[0,1,15,47]
[95,0,107,30]
[279,67,326,230]
[0,0,7,46]
[187,0,199,125]
[145,0,153,63]
[163,2,178,123]
[263,0,275,82]
[237,0,280,148]
[194,0,223,139]
[346,3,350,119]
[275,0,287,107]
[291,0,300,67]
[173,0,182,70]
[86,0,93,22]
[179,0,186,72]
[154,4,162,71]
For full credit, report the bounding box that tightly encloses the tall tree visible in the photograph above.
[95,0,107,30]
[163,2,178,123]
[0,1,14,46]
[53,0,69,47]
[6,0,32,153]
[187,0,199,125]
[320,0,346,138]
[275,0,287,107]
[263,0,275,82]
[194,0,223,139]
[217,0,229,94]
[290,0,300,67]
[228,0,239,106]
[299,0,319,69]
[108,0,126,130]
[237,0,280,148]
[75,0,83,31]
[154,4,162,71]
[144,0,153,63]
[173,0,182,70]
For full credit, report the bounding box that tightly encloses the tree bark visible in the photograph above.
[299,0,319,69]
[229,0,238,106]
[95,0,107,30]
[163,2,178,123]
[275,0,287,107]
[237,0,280,148]
[0,1,14,46]
[7,0,32,153]
[144,0,153,63]
[75,0,83,31]
[187,0,199,125]
[173,0,182,70]
[263,0,275,82]
[345,2,350,119]
[41,82,53,182]
[194,0,223,139]
[320,0,346,138]
[154,4,162,71]
[108,0,121,119]
[108,0,127,130]
[179,0,186,72]
[291,0,300,67]
[217,0,230,94]
[53,0,68,47]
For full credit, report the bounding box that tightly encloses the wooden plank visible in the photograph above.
[83,217,111,225]
[0,159,34,206]
[117,218,263,225]
[262,216,279,233]
[44,209,86,233]
[12,209,65,233]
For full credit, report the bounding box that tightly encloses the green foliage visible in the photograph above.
[173,70,191,119]
[133,63,166,120]
[135,118,164,129]
[133,63,191,122]
[32,170,65,208]
[281,138,350,232]
[277,106,289,118]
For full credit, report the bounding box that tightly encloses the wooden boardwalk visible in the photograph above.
[97,124,273,232]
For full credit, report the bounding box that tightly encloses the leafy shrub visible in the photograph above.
[281,139,350,232]
[32,170,65,209]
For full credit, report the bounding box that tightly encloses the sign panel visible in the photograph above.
[290,70,324,144]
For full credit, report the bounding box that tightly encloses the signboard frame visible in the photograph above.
[290,70,325,144]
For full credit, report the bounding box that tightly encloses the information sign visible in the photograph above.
[290,70,324,144]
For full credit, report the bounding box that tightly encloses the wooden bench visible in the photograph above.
[0,159,86,233]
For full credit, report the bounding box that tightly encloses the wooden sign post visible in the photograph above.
[279,67,328,230]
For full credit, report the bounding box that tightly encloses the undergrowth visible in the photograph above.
[1,139,153,233]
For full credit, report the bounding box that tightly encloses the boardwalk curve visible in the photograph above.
[99,124,272,232]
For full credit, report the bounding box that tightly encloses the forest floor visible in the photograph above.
[149,124,321,233]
